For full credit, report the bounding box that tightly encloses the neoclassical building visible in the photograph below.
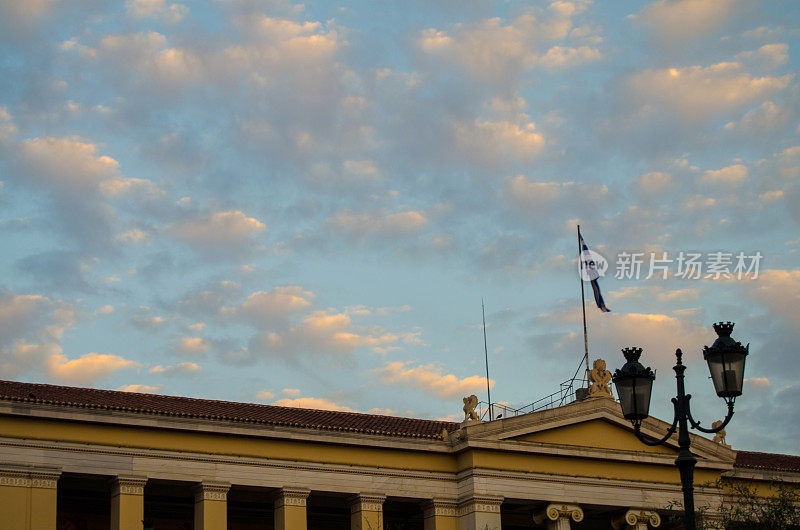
[0,377,797,530]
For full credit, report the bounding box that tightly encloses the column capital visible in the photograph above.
[30,469,61,489]
[348,492,386,514]
[611,508,662,529]
[109,475,148,497]
[0,467,31,487]
[457,494,503,516]
[422,498,458,519]
[0,464,61,488]
[533,503,584,525]
[192,481,231,502]
[274,486,311,508]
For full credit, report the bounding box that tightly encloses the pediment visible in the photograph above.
[456,397,735,465]
[505,418,677,455]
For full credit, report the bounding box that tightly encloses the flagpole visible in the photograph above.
[482,298,492,421]
[578,225,590,382]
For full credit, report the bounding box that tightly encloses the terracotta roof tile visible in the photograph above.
[0,380,458,440]
[735,450,800,473]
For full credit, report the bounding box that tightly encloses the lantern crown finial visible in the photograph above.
[621,347,643,363]
[713,321,734,337]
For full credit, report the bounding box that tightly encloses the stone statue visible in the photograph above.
[588,358,613,399]
[463,394,480,422]
[712,420,727,445]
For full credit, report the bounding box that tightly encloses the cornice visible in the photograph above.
[0,401,450,453]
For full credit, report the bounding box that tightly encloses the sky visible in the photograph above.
[0,0,799,455]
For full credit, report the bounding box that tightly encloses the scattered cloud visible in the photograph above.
[700,164,748,184]
[328,210,428,239]
[631,0,742,43]
[626,62,792,122]
[374,361,494,400]
[175,336,210,355]
[255,389,274,401]
[117,383,163,393]
[149,361,201,375]
[45,352,141,385]
[222,286,314,327]
[271,396,355,412]
[169,210,265,252]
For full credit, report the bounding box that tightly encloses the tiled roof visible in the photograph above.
[735,450,800,473]
[0,380,458,440]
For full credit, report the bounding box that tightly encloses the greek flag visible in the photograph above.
[580,234,610,313]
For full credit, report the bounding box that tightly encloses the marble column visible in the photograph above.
[192,481,230,530]
[110,475,148,530]
[349,492,386,530]
[533,503,584,530]
[422,498,458,530]
[611,508,662,530]
[274,486,310,530]
[458,494,503,530]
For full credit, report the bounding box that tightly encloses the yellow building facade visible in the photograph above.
[0,378,797,529]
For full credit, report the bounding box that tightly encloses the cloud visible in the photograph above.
[19,136,120,190]
[700,164,748,184]
[174,280,241,319]
[45,352,140,385]
[626,62,792,122]
[328,210,428,239]
[222,286,314,327]
[117,384,163,393]
[748,269,800,328]
[636,172,674,195]
[374,361,494,400]
[125,0,188,23]
[503,176,609,217]
[175,337,210,355]
[454,119,545,165]
[255,389,274,401]
[96,305,114,315]
[9,135,162,253]
[533,308,712,372]
[631,0,742,43]
[724,101,788,133]
[417,8,600,85]
[735,43,789,70]
[115,229,150,243]
[149,361,201,375]
[271,396,355,412]
[282,387,300,396]
[0,288,79,379]
[250,310,417,360]
[169,210,265,252]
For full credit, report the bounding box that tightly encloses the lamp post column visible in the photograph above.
[672,351,697,530]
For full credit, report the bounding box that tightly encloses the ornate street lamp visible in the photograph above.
[612,322,749,530]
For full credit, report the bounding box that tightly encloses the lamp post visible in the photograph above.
[612,322,749,530]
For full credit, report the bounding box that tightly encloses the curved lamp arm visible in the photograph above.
[633,398,679,446]
[686,397,735,434]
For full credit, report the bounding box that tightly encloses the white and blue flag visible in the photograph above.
[580,234,610,313]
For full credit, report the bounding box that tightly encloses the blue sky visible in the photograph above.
[1,0,799,454]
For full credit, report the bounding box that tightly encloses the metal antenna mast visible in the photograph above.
[482,298,493,421]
